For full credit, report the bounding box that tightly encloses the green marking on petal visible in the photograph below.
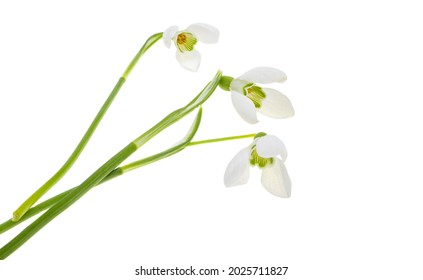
[175,32,197,52]
[250,147,273,168]
[244,84,266,108]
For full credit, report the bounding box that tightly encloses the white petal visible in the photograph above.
[258,88,295,118]
[231,91,258,124]
[229,79,249,93]
[163,25,179,48]
[256,135,287,161]
[261,158,291,198]
[175,50,201,72]
[224,147,251,187]
[186,23,219,44]
[238,67,287,84]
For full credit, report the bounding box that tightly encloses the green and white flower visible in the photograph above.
[163,23,219,72]
[224,134,291,198]
[228,67,294,124]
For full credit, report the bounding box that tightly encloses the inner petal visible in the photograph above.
[250,147,273,168]
[245,85,266,108]
[175,32,197,52]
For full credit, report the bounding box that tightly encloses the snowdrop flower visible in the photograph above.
[163,23,219,72]
[224,133,291,197]
[220,67,294,124]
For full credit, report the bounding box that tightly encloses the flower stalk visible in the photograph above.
[12,33,163,222]
[187,134,256,146]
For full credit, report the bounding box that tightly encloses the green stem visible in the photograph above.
[12,32,163,222]
[188,133,256,146]
[0,109,203,234]
[0,130,256,234]
[0,71,221,260]
[1,143,137,259]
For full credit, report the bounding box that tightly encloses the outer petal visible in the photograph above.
[256,135,288,161]
[163,25,179,48]
[261,158,291,198]
[175,50,201,72]
[230,79,250,93]
[224,147,251,187]
[186,23,219,44]
[238,67,287,84]
[231,91,258,124]
[258,88,295,118]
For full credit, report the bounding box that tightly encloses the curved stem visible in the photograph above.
[122,33,163,79]
[12,33,163,222]
[0,71,221,260]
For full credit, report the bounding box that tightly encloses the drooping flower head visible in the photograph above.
[224,133,291,197]
[220,67,294,124]
[163,23,219,72]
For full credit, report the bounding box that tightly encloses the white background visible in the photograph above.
[1,0,422,279]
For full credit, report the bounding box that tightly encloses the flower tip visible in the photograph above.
[261,159,291,198]
[186,65,200,72]
[274,186,291,198]
[282,105,295,118]
[238,67,287,84]
[265,184,291,198]
[223,180,235,188]
[224,174,243,188]
[186,23,219,44]
[272,191,291,198]
[175,50,201,72]
[277,72,288,83]
[241,115,259,124]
